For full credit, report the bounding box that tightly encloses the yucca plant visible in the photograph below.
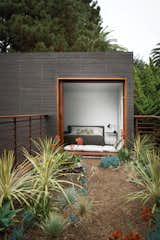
[131,135,153,163]
[128,150,160,210]
[0,150,34,208]
[23,137,80,218]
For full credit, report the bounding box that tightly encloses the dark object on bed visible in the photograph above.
[64,134,105,145]
[64,125,105,146]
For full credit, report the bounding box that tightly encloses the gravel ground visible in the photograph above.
[26,158,148,240]
[60,158,147,240]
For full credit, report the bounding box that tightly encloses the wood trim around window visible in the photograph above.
[57,77,127,146]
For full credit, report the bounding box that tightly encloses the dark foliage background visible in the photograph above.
[0,0,121,52]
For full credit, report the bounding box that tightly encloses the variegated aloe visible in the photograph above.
[128,150,160,210]
[0,150,34,208]
[23,137,80,217]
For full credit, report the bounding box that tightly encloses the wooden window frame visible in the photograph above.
[57,78,127,148]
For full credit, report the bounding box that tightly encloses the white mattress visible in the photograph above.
[64,145,119,152]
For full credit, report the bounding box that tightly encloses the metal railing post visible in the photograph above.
[40,116,42,138]
[13,117,17,162]
[29,116,32,154]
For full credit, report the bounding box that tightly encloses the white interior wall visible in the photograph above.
[63,82,123,144]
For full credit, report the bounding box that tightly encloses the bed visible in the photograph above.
[64,125,105,146]
[64,139,124,156]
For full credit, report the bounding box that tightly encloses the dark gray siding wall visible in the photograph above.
[0,52,133,140]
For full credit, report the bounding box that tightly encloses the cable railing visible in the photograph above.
[0,114,48,162]
[0,114,159,161]
[134,115,160,147]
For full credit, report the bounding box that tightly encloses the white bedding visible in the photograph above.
[64,145,120,152]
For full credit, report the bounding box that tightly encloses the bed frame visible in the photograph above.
[65,150,117,156]
[64,125,105,146]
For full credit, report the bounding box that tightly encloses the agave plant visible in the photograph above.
[23,137,80,218]
[128,150,160,209]
[0,150,34,208]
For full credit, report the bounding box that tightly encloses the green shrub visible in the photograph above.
[22,210,36,228]
[75,196,92,217]
[118,148,130,163]
[23,137,81,219]
[0,202,20,232]
[0,150,34,208]
[147,205,160,240]
[10,210,36,240]
[57,187,78,209]
[66,196,92,225]
[41,212,66,237]
[128,150,160,209]
[131,135,153,163]
[99,156,120,168]
[11,226,24,240]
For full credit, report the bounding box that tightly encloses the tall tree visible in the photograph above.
[0,0,119,52]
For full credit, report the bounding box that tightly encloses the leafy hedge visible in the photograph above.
[134,59,160,115]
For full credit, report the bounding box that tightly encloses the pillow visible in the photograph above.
[70,127,79,134]
[92,127,103,136]
[76,128,94,135]
[69,126,103,136]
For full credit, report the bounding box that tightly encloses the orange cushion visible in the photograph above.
[75,137,84,145]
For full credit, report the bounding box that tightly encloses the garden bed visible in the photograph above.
[25,158,147,240]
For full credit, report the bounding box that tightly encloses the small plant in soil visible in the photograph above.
[118,147,130,163]
[41,212,66,238]
[57,187,78,209]
[108,229,144,240]
[0,202,20,233]
[99,155,120,168]
[11,209,37,240]
[147,205,160,240]
[128,150,160,209]
[76,196,92,218]
[131,135,153,163]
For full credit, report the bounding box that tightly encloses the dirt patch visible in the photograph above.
[25,158,147,240]
[60,158,147,240]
